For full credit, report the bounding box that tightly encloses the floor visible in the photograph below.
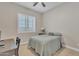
[19,44,79,56]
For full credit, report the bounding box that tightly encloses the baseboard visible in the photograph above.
[65,45,79,52]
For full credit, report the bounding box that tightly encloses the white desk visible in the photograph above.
[0,39,17,56]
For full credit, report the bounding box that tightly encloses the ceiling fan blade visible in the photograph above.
[33,2,38,6]
[41,2,46,7]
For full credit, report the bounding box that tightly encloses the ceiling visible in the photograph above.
[16,2,63,13]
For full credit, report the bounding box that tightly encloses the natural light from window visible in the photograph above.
[18,14,36,33]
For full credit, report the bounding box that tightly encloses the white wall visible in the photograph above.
[43,2,79,49]
[0,2,43,43]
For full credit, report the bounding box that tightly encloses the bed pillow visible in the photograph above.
[48,32,62,36]
[48,32,54,36]
[53,32,62,36]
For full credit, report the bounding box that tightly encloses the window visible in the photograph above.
[18,14,36,33]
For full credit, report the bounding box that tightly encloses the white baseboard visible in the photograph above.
[65,45,79,52]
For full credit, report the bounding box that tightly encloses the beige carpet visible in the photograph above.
[19,44,79,56]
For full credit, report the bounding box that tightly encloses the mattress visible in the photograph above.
[28,35,61,56]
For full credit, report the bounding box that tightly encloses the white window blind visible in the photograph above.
[18,14,36,33]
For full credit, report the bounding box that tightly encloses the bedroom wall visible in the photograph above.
[43,2,79,49]
[0,2,43,43]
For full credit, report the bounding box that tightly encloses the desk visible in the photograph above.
[0,39,17,56]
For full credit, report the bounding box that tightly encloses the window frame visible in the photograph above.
[17,13,36,33]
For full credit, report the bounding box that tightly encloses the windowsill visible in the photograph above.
[18,31,36,34]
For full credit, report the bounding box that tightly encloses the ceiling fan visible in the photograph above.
[33,2,46,7]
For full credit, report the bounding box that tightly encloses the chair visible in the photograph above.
[15,37,21,56]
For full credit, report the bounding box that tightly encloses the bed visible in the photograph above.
[28,35,62,56]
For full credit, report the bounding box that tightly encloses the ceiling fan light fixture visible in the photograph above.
[33,2,38,6]
[41,2,46,7]
[33,2,46,7]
